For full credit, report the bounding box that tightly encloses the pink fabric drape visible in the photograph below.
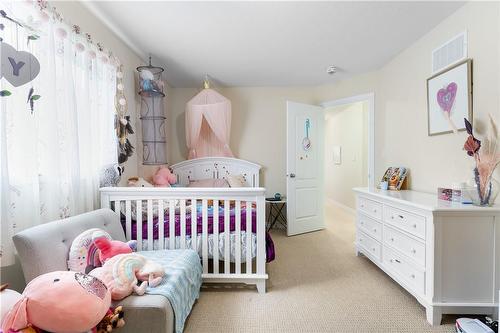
[185,88,234,159]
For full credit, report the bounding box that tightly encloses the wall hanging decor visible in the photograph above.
[137,56,166,165]
[185,76,234,159]
[427,59,472,136]
[116,65,134,164]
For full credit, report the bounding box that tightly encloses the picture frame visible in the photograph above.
[427,59,472,136]
[333,146,341,164]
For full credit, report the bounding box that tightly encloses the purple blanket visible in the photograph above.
[122,205,275,262]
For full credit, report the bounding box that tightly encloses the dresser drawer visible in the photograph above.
[384,205,426,239]
[356,231,381,261]
[358,214,382,242]
[358,197,382,220]
[383,225,425,267]
[383,246,425,295]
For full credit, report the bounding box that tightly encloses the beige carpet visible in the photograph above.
[184,204,456,333]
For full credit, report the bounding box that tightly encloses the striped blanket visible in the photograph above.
[140,249,202,333]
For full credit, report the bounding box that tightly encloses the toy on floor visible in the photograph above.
[89,253,164,300]
[1,271,111,333]
[93,233,137,263]
[92,306,125,333]
[127,176,153,187]
[152,166,177,187]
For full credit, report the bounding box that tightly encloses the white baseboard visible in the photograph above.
[326,198,356,215]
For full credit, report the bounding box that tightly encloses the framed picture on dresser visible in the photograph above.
[427,59,472,136]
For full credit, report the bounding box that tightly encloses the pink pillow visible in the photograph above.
[187,178,229,188]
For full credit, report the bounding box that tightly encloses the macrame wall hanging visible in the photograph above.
[115,65,134,164]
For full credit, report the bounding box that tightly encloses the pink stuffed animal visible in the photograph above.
[1,271,111,333]
[93,233,137,263]
[89,253,164,300]
[152,166,177,187]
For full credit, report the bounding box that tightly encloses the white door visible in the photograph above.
[286,101,325,236]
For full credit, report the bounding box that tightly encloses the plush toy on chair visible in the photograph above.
[1,271,111,333]
[152,166,177,187]
[89,253,164,300]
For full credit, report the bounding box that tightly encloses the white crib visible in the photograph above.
[100,157,268,293]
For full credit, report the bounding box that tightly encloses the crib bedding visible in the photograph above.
[138,231,257,263]
[121,203,275,262]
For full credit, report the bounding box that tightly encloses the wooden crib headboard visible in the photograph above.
[170,157,261,187]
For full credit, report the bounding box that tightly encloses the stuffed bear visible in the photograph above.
[127,176,153,187]
[152,166,177,187]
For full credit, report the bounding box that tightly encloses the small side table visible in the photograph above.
[266,198,287,231]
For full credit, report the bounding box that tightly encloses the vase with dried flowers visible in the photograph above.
[463,117,500,206]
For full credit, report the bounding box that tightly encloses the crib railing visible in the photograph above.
[99,187,267,293]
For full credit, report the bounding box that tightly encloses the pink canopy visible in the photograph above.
[185,88,234,159]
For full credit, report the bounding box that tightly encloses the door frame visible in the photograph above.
[321,93,375,188]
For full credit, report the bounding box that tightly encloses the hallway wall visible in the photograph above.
[324,102,368,209]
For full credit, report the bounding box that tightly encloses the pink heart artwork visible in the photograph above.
[436,82,457,114]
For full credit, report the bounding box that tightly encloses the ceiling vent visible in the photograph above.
[432,31,467,74]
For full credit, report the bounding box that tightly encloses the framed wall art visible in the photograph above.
[427,59,472,136]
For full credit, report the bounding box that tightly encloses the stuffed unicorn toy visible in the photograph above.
[89,253,164,301]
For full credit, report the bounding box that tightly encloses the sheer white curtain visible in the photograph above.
[0,2,118,266]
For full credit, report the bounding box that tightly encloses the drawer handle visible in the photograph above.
[410,274,415,279]
[372,247,376,252]
[392,259,401,263]
[412,224,417,228]
[373,209,377,213]
[390,237,395,242]
[411,248,416,254]
[361,204,365,208]
[361,221,364,225]
[373,228,377,233]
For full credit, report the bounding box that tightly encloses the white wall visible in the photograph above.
[374,1,500,192]
[165,2,500,195]
[324,102,368,209]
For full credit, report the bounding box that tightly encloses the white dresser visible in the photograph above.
[353,188,500,325]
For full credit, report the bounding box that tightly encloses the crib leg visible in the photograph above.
[256,280,266,294]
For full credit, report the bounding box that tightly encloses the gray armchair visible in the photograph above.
[12,208,174,333]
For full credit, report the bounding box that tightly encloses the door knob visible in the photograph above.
[288,173,296,178]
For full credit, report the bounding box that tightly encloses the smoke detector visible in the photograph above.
[326,66,337,75]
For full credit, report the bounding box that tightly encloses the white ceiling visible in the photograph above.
[85,1,464,88]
